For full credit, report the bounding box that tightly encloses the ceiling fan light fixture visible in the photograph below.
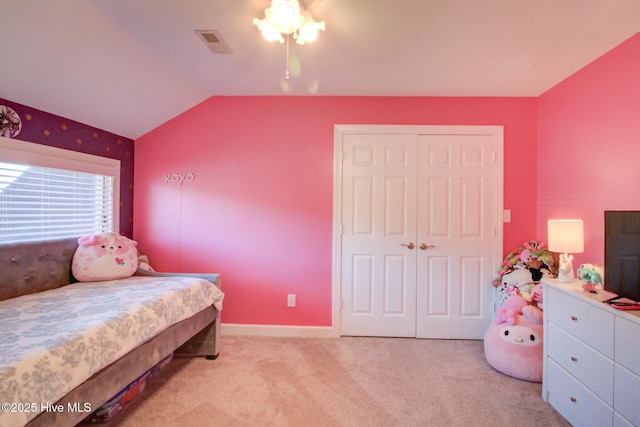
[254,0,324,45]
[254,0,325,80]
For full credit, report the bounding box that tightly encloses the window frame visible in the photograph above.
[0,136,121,241]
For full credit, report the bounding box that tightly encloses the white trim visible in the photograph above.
[0,136,121,177]
[331,125,344,338]
[332,124,504,337]
[221,323,337,338]
[0,136,121,233]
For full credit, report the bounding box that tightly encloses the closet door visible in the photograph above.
[340,133,418,337]
[415,134,497,339]
[336,125,502,339]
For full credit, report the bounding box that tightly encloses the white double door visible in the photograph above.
[337,125,502,339]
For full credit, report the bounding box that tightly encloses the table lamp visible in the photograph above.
[548,219,584,283]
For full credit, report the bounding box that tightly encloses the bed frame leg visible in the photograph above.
[175,320,219,358]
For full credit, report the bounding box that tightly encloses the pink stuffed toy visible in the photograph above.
[72,232,139,281]
[495,291,530,325]
[531,283,544,310]
[484,293,544,382]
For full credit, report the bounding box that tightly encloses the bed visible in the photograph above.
[0,237,223,427]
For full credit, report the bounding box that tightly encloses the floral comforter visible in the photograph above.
[0,276,224,426]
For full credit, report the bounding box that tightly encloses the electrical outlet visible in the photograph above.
[287,294,296,307]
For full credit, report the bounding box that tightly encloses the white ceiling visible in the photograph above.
[1,0,639,139]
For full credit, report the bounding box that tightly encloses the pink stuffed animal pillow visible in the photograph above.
[72,232,139,281]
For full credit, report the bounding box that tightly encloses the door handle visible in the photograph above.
[401,242,416,249]
[420,243,436,250]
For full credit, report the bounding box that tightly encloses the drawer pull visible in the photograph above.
[570,397,577,403]
[570,356,578,362]
[570,315,578,321]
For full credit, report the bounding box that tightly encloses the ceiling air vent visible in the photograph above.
[195,30,232,54]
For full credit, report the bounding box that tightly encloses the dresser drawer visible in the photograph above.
[615,316,640,376]
[614,364,640,426]
[548,322,614,404]
[547,359,613,427]
[547,286,615,358]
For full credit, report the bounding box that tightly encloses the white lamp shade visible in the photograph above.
[547,219,584,253]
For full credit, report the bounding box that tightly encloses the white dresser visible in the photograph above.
[542,279,640,427]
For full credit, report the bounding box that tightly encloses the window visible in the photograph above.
[0,136,120,243]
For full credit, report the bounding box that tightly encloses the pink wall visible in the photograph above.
[537,32,640,268]
[134,96,537,326]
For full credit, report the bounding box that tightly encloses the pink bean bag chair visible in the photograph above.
[484,294,544,382]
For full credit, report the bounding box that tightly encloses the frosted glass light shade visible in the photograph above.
[254,0,325,45]
[296,15,326,45]
[265,0,302,35]
[547,219,584,254]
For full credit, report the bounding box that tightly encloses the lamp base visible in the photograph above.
[557,253,575,283]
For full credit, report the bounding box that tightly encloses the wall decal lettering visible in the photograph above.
[164,172,195,184]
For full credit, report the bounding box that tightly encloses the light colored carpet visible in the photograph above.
[103,335,570,427]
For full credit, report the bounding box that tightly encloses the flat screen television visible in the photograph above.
[604,211,640,302]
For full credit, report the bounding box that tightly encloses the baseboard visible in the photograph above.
[221,323,338,338]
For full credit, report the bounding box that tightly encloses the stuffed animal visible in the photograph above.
[493,248,524,285]
[520,249,554,282]
[492,240,556,287]
[137,254,155,272]
[577,263,603,285]
[495,291,530,325]
[531,283,544,310]
[72,232,139,281]
[484,301,544,382]
[494,267,535,306]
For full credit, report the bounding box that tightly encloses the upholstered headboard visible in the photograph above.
[0,237,79,301]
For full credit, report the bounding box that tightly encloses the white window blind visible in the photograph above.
[0,136,120,244]
[0,162,114,243]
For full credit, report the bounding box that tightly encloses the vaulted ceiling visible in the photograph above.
[1,0,639,138]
